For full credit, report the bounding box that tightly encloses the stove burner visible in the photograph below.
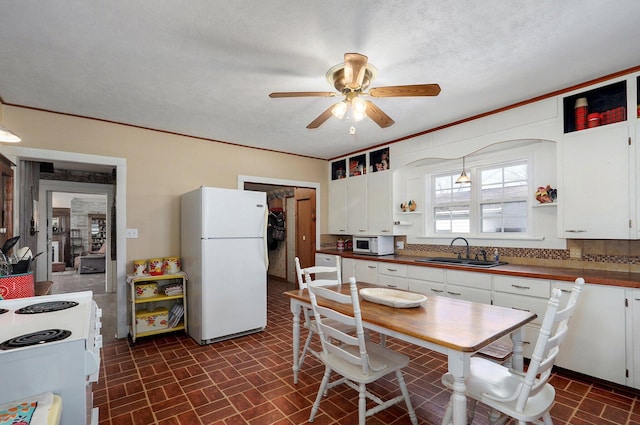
[0,329,72,350]
[15,300,79,314]
[0,308,8,315]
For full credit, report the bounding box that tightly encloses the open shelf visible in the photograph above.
[563,81,627,133]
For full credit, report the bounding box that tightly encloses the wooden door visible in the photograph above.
[0,154,14,248]
[294,188,315,269]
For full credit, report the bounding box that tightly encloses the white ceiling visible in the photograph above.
[0,1,639,160]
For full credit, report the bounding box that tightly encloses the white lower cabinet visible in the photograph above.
[552,281,627,386]
[445,284,492,304]
[445,270,492,304]
[353,259,378,284]
[314,253,341,281]
[341,258,355,283]
[377,263,408,290]
[628,289,640,389]
[407,266,445,296]
[342,255,638,388]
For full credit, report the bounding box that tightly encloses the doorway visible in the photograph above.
[49,191,108,295]
[240,176,320,284]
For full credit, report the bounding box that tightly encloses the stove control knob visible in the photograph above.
[94,335,103,349]
[95,307,103,318]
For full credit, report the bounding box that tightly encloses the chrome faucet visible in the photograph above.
[450,237,470,259]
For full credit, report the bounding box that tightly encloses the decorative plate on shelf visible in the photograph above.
[359,288,426,308]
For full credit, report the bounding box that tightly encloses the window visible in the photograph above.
[433,173,471,233]
[430,160,528,236]
[480,162,528,233]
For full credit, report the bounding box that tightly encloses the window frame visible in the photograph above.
[425,150,534,239]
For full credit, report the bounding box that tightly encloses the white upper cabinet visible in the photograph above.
[328,178,348,234]
[560,79,633,239]
[347,175,368,235]
[328,147,396,236]
[367,170,392,234]
[561,124,630,238]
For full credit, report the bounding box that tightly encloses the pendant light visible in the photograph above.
[455,156,471,184]
[0,124,21,143]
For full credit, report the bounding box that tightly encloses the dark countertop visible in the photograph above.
[318,249,640,289]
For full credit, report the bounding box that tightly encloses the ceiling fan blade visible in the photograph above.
[369,83,441,97]
[269,91,336,98]
[364,101,395,128]
[306,104,337,129]
[343,53,368,90]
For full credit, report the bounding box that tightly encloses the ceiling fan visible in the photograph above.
[269,52,441,129]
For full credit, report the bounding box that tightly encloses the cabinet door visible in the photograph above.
[353,259,377,284]
[328,179,348,234]
[553,282,627,385]
[341,258,355,283]
[347,176,368,235]
[367,171,393,234]
[561,125,630,238]
[629,289,640,389]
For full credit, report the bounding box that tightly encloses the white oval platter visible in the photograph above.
[359,287,427,308]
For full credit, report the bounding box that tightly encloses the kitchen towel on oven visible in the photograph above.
[0,391,55,425]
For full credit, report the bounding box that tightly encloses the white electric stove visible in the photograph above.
[0,290,103,425]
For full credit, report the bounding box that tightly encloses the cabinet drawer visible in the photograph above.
[493,292,548,326]
[494,276,550,298]
[314,253,340,281]
[408,279,445,296]
[444,284,492,305]
[378,263,407,277]
[446,270,492,290]
[407,265,445,283]
[377,274,409,290]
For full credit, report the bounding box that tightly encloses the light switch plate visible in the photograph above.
[126,228,138,238]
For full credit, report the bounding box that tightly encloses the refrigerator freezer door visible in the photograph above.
[202,187,266,239]
[197,237,267,342]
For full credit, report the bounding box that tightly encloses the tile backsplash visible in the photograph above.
[321,235,640,273]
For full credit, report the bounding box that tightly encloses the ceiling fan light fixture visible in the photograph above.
[352,108,366,122]
[0,124,21,143]
[331,101,348,119]
[351,96,367,114]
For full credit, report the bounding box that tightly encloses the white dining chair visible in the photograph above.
[307,277,418,425]
[293,256,345,383]
[440,277,585,425]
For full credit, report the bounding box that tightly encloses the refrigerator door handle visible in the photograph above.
[263,206,269,270]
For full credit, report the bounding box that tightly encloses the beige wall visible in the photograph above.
[1,105,328,264]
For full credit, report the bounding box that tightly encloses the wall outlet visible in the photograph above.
[396,241,405,250]
[126,228,139,238]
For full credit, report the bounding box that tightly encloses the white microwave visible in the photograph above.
[352,236,394,256]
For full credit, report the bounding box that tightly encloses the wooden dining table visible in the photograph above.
[284,282,537,425]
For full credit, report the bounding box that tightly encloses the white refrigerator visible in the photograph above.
[181,186,268,344]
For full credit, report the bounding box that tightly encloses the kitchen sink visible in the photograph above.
[414,257,508,268]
